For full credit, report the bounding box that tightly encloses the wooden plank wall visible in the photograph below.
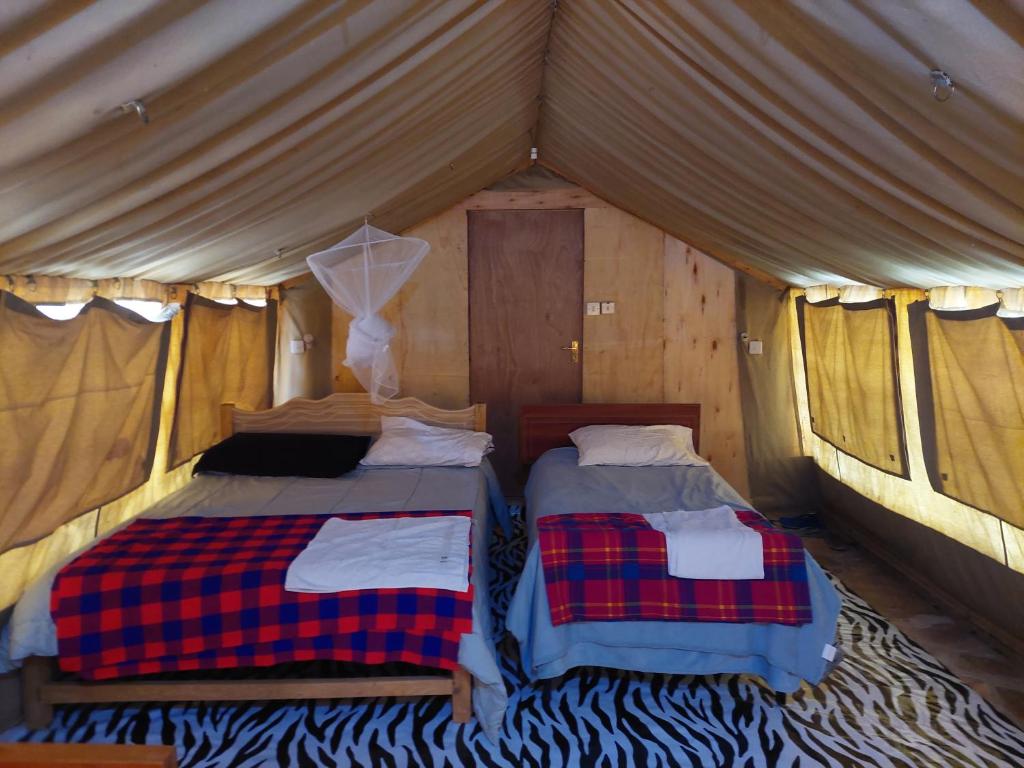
[663,237,748,490]
[582,207,665,403]
[331,189,750,496]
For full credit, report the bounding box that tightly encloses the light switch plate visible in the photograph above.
[600,301,616,315]
[748,339,764,355]
[586,302,601,316]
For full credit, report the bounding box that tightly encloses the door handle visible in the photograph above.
[561,339,580,364]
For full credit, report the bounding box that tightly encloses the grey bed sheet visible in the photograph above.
[506,448,842,692]
[1,462,511,739]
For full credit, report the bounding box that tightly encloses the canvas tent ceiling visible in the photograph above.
[0,0,1021,288]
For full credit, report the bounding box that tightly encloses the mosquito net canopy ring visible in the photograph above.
[307,223,429,402]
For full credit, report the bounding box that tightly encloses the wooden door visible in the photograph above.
[468,209,584,496]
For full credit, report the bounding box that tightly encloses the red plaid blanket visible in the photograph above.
[538,511,812,626]
[51,511,473,680]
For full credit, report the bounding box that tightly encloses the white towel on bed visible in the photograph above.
[284,515,472,593]
[643,505,764,580]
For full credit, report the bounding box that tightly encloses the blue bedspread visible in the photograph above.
[506,448,842,692]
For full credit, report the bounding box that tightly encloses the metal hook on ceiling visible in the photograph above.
[929,70,955,102]
[119,99,149,124]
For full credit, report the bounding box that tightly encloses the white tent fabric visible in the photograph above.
[0,1,1019,288]
[307,224,428,401]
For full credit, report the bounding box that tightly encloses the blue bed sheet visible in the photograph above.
[506,448,842,692]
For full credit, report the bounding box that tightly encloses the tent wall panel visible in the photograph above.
[0,294,171,552]
[818,470,1024,654]
[169,295,277,466]
[330,189,750,496]
[275,275,334,405]
[735,275,818,511]
[790,289,1022,575]
[0,512,100,614]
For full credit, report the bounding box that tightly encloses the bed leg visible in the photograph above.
[22,656,54,730]
[451,667,472,724]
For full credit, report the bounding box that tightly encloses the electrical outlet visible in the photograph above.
[600,301,616,315]
[586,302,601,316]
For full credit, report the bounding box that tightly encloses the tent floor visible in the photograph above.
[801,527,1024,729]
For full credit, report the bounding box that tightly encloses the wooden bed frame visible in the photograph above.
[519,402,701,464]
[22,394,486,730]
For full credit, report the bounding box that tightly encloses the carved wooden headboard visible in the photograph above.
[519,403,701,464]
[221,393,486,439]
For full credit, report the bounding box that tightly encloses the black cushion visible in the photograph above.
[193,432,371,478]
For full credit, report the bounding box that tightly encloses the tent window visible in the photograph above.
[168,294,277,467]
[114,299,180,322]
[909,301,1024,527]
[35,302,86,320]
[797,297,908,477]
[211,298,267,307]
[0,293,171,552]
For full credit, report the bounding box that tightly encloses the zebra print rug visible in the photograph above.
[3,514,1023,767]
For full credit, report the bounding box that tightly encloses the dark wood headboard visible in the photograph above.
[519,403,701,464]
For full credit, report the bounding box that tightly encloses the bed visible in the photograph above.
[507,403,842,692]
[2,394,511,738]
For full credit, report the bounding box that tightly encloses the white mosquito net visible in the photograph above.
[307,223,429,401]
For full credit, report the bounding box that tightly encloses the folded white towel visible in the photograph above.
[643,505,764,580]
[285,515,471,593]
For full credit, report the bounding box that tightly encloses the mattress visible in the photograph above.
[506,447,842,692]
[1,462,510,738]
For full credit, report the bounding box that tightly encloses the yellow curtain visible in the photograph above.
[799,297,906,476]
[169,294,277,466]
[911,302,1024,527]
[0,292,170,552]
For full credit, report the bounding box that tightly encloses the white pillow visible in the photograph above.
[569,424,708,467]
[360,416,494,468]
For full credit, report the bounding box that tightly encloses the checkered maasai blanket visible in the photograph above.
[538,511,811,626]
[51,511,473,679]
